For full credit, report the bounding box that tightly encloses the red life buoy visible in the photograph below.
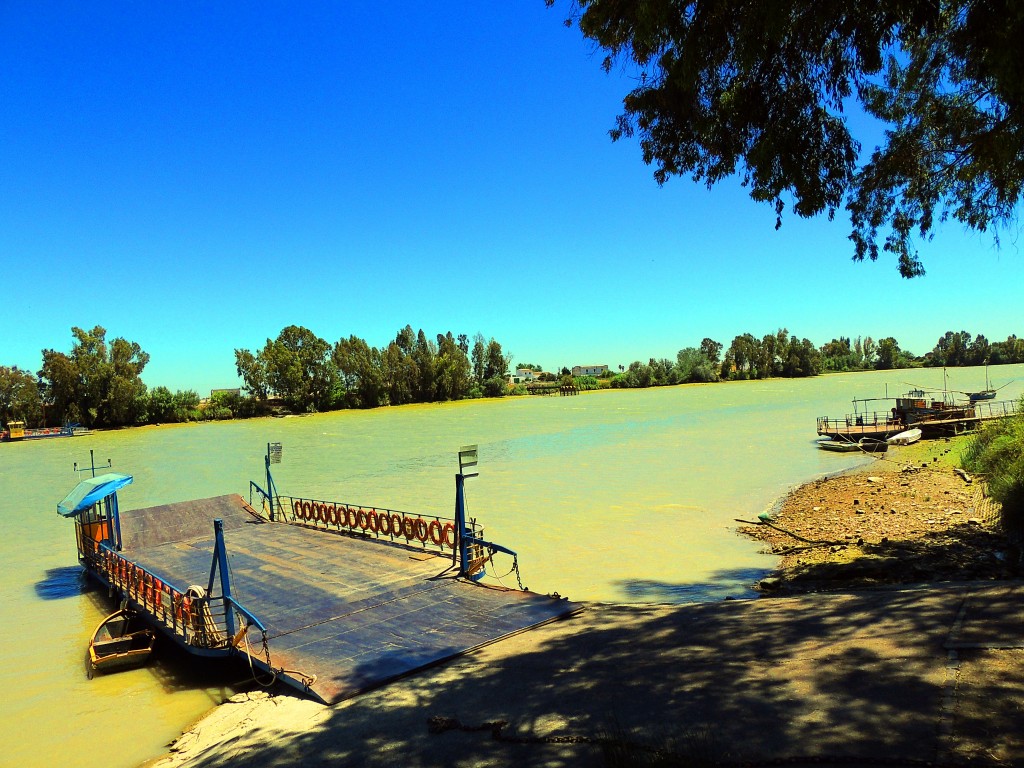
[378,512,392,535]
[177,594,192,622]
[302,500,313,520]
[390,513,402,536]
[442,522,457,548]
[357,508,369,530]
[326,504,337,525]
[367,510,379,533]
[427,519,443,546]
[292,498,302,520]
[153,578,164,610]
[414,518,429,542]
[402,516,416,539]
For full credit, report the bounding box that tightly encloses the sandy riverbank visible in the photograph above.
[147,438,1023,768]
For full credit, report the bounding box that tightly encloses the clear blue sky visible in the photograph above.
[2,3,1021,394]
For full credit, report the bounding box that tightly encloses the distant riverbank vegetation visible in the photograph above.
[2,325,1024,430]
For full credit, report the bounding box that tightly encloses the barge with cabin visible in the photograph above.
[817,388,1018,441]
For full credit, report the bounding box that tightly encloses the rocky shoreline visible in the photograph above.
[741,436,1018,594]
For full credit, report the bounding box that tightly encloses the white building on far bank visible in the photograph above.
[571,365,608,377]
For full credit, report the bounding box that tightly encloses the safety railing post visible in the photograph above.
[210,519,235,640]
[455,473,468,575]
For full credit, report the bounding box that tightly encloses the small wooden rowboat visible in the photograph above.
[817,437,889,454]
[88,609,155,674]
[887,428,923,446]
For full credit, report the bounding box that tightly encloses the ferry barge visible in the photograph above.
[58,444,578,703]
[817,388,1018,441]
[2,420,77,440]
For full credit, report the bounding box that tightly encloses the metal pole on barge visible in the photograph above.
[455,445,479,577]
[209,519,236,640]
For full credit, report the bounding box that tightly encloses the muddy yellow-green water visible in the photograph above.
[2,365,1021,768]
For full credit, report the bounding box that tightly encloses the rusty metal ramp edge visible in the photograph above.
[265,580,582,704]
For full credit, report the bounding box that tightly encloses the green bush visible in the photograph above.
[963,395,1024,534]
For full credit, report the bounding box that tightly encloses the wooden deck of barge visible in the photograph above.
[117,494,580,704]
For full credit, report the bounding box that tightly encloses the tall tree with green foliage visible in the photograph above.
[549,0,1024,277]
[0,366,42,426]
[333,335,385,409]
[236,326,336,412]
[38,326,149,427]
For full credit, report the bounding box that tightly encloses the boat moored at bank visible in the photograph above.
[817,387,1018,441]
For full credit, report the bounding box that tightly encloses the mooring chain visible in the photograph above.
[483,548,528,591]
[426,717,972,767]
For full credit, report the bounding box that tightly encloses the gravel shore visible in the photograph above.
[740,436,1019,594]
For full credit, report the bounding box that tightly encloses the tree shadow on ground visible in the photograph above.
[167,582,1024,768]
[615,567,771,603]
[775,523,1019,594]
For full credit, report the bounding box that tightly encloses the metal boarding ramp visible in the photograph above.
[59,445,581,703]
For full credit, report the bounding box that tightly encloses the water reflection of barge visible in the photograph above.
[817,388,1018,441]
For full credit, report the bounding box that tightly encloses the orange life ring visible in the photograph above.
[343,506,355,528]
[153,579,164,610]
[292,498,302,520]
[177,594,192,622]
[413,518,429,542]
[427,519,443,545]
[367,510,379,533]
[442,522,457,548]
[357,508,369,530]
[326,504,338,525]
[378,512,392,535]
[303,500,313,520]
[402,516,416,539]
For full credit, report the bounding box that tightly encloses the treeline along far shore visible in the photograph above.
[2,325,1023,430]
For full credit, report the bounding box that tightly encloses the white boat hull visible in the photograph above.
[886,428,923,446]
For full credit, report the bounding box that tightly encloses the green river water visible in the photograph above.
[2,365,1022,768]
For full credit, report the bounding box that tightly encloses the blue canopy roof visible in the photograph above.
[57,473,133,517]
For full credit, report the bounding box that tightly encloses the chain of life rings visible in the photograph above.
[288,498,458,550]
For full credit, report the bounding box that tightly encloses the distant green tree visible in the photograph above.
[333,335,385,408]
[434,332,472,401]
[967,334,991,366]
[929,330,973,366]
[676,347,718,383]
[483,339,510,382]
[38,326,149,427]
[412,329,437,402]
[875,337,900,370]
[0,366,42,426]
[172,390,201,422]
[234,349,269,400]
[148,386,177,422]
[820,337,859,371]
[698,338,723,366]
